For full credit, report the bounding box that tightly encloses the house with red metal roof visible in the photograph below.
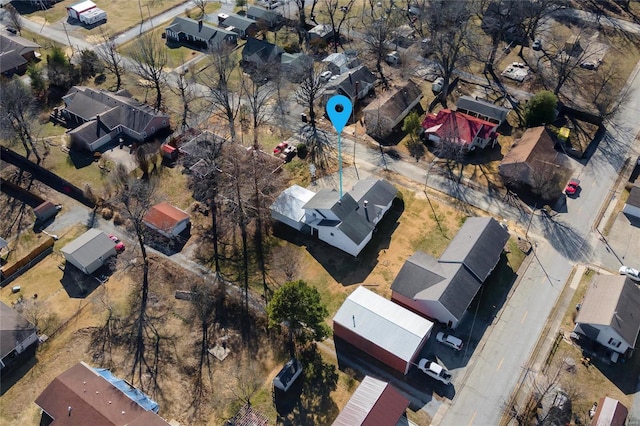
[332,376,409,426]
[421,109,499,151]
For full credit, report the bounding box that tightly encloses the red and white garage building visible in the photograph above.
[333,286,434,375]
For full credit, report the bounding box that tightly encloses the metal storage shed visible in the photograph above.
[333,286,433,375]
[332,375,409,426]
[67,0,96,20]
[61,229,116,274]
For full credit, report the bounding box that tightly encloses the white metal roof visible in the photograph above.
[68,0,96,12]
[270,184,315,223]
[333,286,433,362]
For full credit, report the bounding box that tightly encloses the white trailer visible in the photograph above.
[67,0,96,20]
[80,8,107,25]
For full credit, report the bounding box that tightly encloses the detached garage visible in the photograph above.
[67,0,97,19]
[333,286,433,375]
[143,202,191,238]
[270,185,315,231]
[61,229,116,274]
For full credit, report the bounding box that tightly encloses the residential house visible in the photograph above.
[165,17,237,51]
[61,229,117,275]
[332,376,410,426]
[308,24,334,43]
[35,362,169,425]
[623,186,640,219]
[421,109,499,151]
[591,397,628,426]
[455,96,510,126]
[301,177,397,256]
[322,52,360,76]
[61,86,170,152]
[333,286,433,375]
[363,79,423,139]
[280,52,309,81]
[218,13,258,39]
[498,126,565,188]
[270,184,316,231]
[0,33,40,76]
[246,5,283,30]
[1,302,38,375]
[242,37,284,69]
[143,202,191,239]
[322,65,376,107]
[391,217,509,328]
[574,275,640,357]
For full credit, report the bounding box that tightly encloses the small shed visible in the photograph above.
[67,0,96,20]
[143,202,191,238]
[33,201,60,223]
[332,376,409,426]
[161,144,178,161]
[273,358,303,392]
[622,186,640,219]
[333,286,433,375]
[61,229,116,274]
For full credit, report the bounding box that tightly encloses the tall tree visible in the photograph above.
[193,0,208,17]
[402,111,425,162]
[524,90,557,127]
[362,8,394,87]
[0,78,41,164]
[96,30,126,91]
[110,165,160,389]
[203,45,240,141]
[321,0,356,52]
[241,70,275,149]
[173,68,197,131]
[5,4,23,35]
[267,280,329,356]
[294,58,324,130]
[127,33,168,110]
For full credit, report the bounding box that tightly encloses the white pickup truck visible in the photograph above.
[418,358,452,385]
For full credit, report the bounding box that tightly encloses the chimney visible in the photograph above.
[348,72,352,83]
[96,114,100,137]
[198,19,203,31]
[363,200,369,222]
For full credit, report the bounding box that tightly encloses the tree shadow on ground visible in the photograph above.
[272,199,404,286]
[277,345,339,425]
[60,262,109,298]
[539,216,592,262]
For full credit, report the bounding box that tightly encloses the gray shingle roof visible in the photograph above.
[456,95,510,124]
[222,14,256,31]
[246,5,282,23]
[576,275,640,349]
[391,251,482,320]
[61,229,116,269]
[166,16,227,41]
[325,65,376,99]
[439,217,509,282]
[1,302,37,359]
[627,186,640,208]
[242,37,283,62]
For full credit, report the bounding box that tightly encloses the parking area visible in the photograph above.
[607,212,640,268]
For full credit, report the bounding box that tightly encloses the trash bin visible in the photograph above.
[301,113,307,123]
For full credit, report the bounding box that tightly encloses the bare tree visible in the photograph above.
[96,30,126,92]
[173,68,198,132]
[241,70,275,149]
[295,58,324,130]
[190,279,218,399]
[110,165,160,389]
[127,33,168,110]
[583,61,629,120]
[203,45,240,141]
[193,0,208,17]
[362,8,397,87]
[529,158,568,202]
[515,0,565,57]
[5,4,23,35]
[269,244,303,284]
[0,78,42,164]
[321,0,356,52]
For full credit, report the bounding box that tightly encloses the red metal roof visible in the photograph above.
[143,202,190,233]
[332,376,409,426]
[421,109,497,147]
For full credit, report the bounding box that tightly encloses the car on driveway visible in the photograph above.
[109,234,125,253]
[436,332,463,351]
[273,142,288,154]
[320,70,332,82]
[619,266,640,282]
[418,358,451,385]
[564,178,580,196]
[531,39,542,51]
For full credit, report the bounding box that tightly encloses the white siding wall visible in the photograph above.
[623,204,640,219]
[317,227,359,256]
[595,326,631,354]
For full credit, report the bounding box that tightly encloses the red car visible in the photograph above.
[109,234,126,253]
[564,178,580,196]
[273,142,288,154]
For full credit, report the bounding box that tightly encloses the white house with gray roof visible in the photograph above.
[574,274,640,356]
[392,217,509,328]
[61,229,116,274]
[270,177,397,256]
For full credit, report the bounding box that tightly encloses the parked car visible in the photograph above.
[268,1,282,8]
[385,51,401,65]
[432,77,444,94]
[564,178,580,196]
[274,142,289,154]
[436,332,463,351]
[283,144,297,161]
[6,27,18,35]
[619,266,640,282]
[418,358,451,385]
[531,39,542,51]
[109,235,125,253]
[320,70,333,82]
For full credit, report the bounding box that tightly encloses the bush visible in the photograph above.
[296,143,308,159]
[524,91,558,127]
[101,208,113,220]
[112,212,124,225]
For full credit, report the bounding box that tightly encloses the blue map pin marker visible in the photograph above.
[326,95,352,134]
